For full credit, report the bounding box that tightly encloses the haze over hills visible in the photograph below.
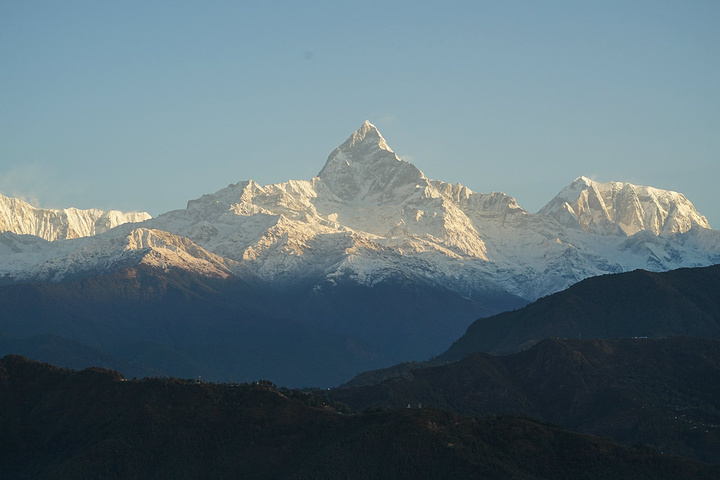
[0,121,719,385]
[342,263,720,388]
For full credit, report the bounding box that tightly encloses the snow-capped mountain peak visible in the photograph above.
[0,192,151,241]
[341,120,393,154]
[317,121,427,203]
[539,176,710,236]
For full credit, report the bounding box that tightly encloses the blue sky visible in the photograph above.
[1,1,719,227]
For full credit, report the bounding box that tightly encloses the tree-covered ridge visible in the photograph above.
[2,355,717,479]
[329,337,720,464]
[440,264,720,360]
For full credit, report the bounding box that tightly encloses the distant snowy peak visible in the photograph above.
[0,192,151,241]
[539,176,710,236]
[337,120,394,154]
[317,121,427,203]
[10,226,235,284]
[431,181,525,218]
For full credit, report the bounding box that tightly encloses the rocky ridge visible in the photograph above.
[0,192,150,241]
[539,176,710,236]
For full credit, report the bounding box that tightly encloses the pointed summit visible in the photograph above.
[339,120,394,154]
[318,121,395,178]
[317,121,426,202]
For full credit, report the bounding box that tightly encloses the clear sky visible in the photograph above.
[2,1,719,227]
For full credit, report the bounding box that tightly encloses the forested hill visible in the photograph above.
[440,264,720,360]
[329,337,720,465]
[2,355,717,479]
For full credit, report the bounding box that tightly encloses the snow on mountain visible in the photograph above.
[135,121,718,300]
[317,120,427,204]
[2,225,235,284]
[141,122,507,298]
[0,192,151,241]
[539,176,711,236]
[1,121,718,302]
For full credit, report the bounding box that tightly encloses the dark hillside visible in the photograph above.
[328,337,720,464]
[0,263,524,387]
[440,264,720,361]
[0,332,160,379]
[0,265,386,387]
[1,355,717,480]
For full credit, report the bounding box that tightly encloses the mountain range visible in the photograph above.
[3,122,718,297]
[1,121,719,386]
[0,193,150,241]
